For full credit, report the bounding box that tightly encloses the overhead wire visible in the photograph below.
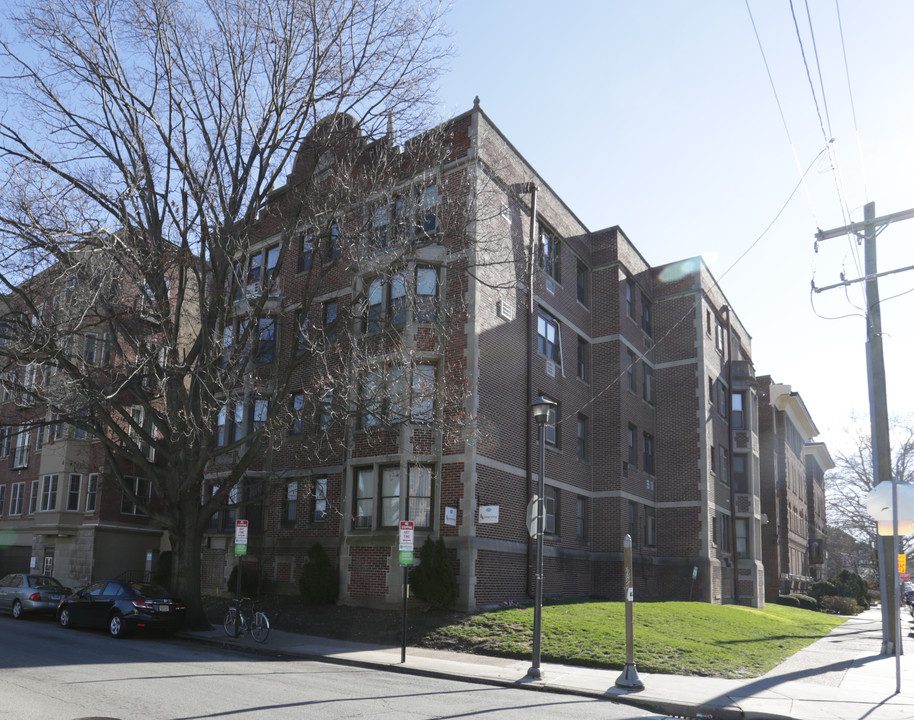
[835,0,869,203]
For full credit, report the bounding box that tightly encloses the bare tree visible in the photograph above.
[826,419,914,567]
[0,0,453,627]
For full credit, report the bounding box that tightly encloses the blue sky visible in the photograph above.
[435,1,914,453]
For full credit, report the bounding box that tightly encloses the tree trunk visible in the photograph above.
[171,504,211,631]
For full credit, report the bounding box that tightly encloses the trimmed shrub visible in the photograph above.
[299,543,339,605]
[777,595,800,608]
[778,594,817,610]
[227,562,261,597]
[820,595,859,615]
[410,536,458,609]
[830,570,869,610]
[809,580,836,603]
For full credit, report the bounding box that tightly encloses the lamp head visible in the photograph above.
[528,396,557,425]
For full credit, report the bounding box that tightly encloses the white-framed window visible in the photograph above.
[537,309,561,364]
[543,396,559,447]
[66,474,81,511]
[121,476,150,515]
[0,484,5,516]
[85,473,98,512]
[539,229,561,283]
[732,391,746,429]
[253,317,277,364]
[314,478,328,523]
[244,243,280,297]
[544,485,559,534]
[625,279,635,319]
[13,427,29,469]
[9,482,24,515]
[360,363,436,428]
[720,446,729,485]
[352,464,433,530]
[289,394,304,435]
[577,337,589,382]
[283,480,298,524]
[29,480,39,514]
[576,260,588,307]
[363,266,439,333]
[0,427,11,457]
[733,454,748,493]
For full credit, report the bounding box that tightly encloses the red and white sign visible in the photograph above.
[399,521,414,551]
[235,519,249,544]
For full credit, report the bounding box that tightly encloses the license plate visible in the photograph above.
[47,594,60,601]
[157,604,170,612]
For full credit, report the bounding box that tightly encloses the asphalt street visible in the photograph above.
[0,615,669,720]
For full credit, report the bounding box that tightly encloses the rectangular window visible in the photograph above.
[420,185,438,235]
[298,232,314,273]
[415,266,438,323]
[214,404,228,446]
[717,380,728,417]
[283,480,298,525]
[539,230,561,282]
[360,371,381,428]
[66,474,81,511]
[121,476,149,515]
[577,337,588,382]
[380,466,401,527]
[324,300,338,342]
[626,350,636,391]
[710,440,717,473]
[643,365,654,404]
[628,424,638,467]
[732,392,746,429]
[314,478,328,523]
[13,427,30,469]
[365,278,383,333]
[576,496,586,540]
[85,474,98,512]
[544,398,559,447]
[290,394,304,435]
[10,482,24,515]
[736,518,748,558]
[253,317,276,364]
[708,376,715,406]
[319,392,332,432]
[354,468,374,529]
[537,309,561,364]
[544,485,559,534]
[625,279,635,319]
[641,297,652,336]
[643,433,655,475]
[719,513,731,553]
[733,454,748,493]
[0,427,10,457]
[644,506,656,546]
[720,446,729,485]
[252,399,269,434]
[29,480,39,515]
[0,484,4,516]
[577,414,588,461]
[409,465,432,528]
[576,261,588,306]
[389,271,407,326]
[411,364,436,423]
[83,333,97,364]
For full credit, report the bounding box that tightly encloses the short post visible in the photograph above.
[234,558,242,638]
[615,534,644,689]
[401,565,409,664]
[398,520,415,664]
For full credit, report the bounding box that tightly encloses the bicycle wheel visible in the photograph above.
[251,611,270,643]
[223,607,240,637]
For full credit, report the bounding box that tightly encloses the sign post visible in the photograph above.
[615,534,644,689]
[233,519,249,638]
[399,521,415,663]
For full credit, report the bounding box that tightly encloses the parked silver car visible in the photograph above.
[0,574,71,619]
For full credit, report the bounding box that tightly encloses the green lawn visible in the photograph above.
[421,601,846,678]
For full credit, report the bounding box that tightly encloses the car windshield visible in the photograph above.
[30,576,64,587]
[126,582,171,597]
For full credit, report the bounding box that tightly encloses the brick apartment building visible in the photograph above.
[756,377,832,600]
[0,101,830,611]
[196,101,807,610]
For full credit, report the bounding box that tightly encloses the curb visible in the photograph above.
[177,631,796,720]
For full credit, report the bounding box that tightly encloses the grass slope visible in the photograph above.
[421,601,845,678]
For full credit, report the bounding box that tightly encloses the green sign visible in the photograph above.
[235,543,247,556]
[399,549,414,566]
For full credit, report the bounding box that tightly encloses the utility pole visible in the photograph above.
[815,202,914,693]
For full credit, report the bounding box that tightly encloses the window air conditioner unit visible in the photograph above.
[245,281,262,297]
[496,299,513,321]
[354,515,371,529]
[545,277,555,295]
[545,360,556,377]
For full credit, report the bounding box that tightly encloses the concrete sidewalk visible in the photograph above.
[183,605,914,720]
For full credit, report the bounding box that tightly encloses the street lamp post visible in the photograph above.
[527,396,556,680]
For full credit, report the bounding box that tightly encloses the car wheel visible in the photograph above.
[11,600,23,619]
[59,606,74,629]
[108,611,126,638]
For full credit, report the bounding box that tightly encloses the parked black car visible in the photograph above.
[57,580,185,637]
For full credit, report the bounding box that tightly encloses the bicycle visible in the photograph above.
[223,596,270,643]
